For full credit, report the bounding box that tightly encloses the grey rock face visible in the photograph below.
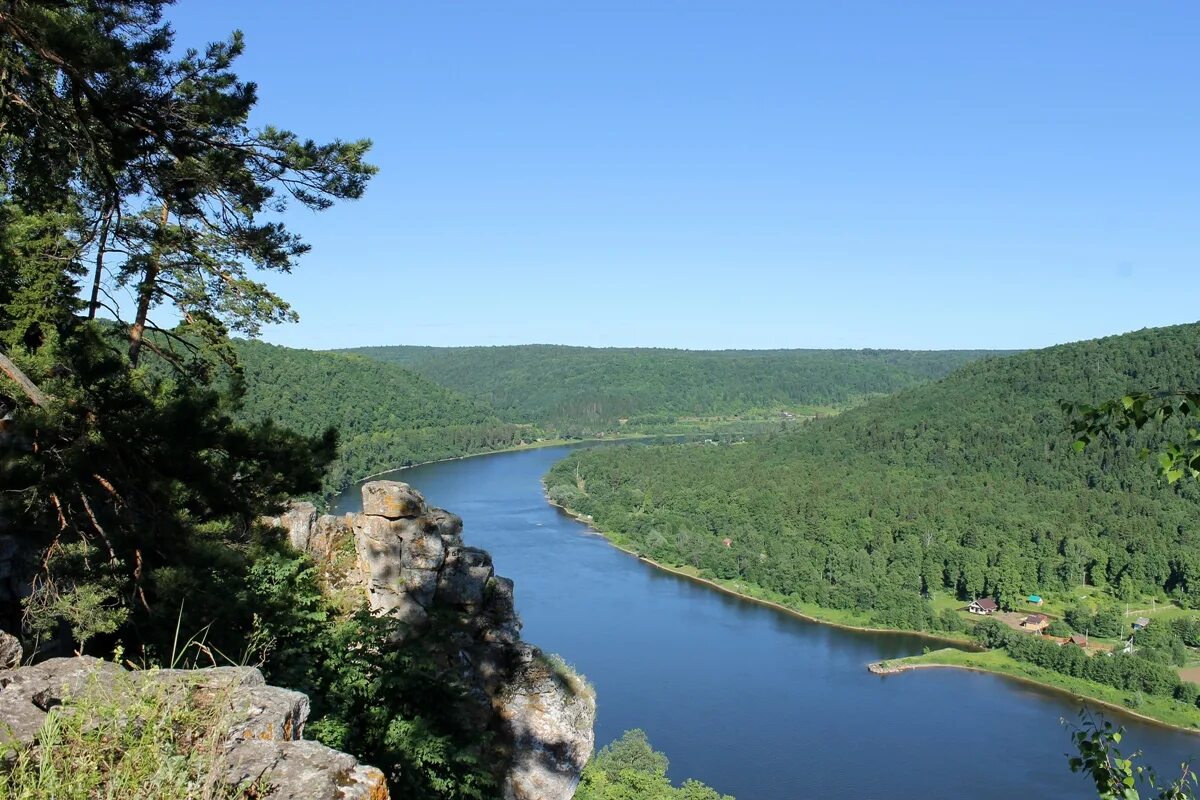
[499,646,596,800]
[266,479,596,800]
[361,481,425,519]
[354,515,405,590]
[0,657,389,799]
[265,502,318,552]
[422,508,464,541]
[436,547,494,610]
[221,738,388,800]
[401,523,447,571]
[0,628,22,670]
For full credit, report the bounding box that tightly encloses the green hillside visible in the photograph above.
[545,324,1200,627]
[341,344,1003,434]
[232,341,532,492]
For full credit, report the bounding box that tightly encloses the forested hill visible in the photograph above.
[545,323,1200,629]
[340,344,1003,433]
[232,341,531,492]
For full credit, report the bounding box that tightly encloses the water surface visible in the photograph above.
[335,445,1200,799]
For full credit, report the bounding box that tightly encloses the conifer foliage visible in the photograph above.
[0,0,372,654]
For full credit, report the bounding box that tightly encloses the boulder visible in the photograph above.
[265,502,318,552]
[401,525,446,571]
[0,628,22,670]
[221,738,389,800]
[310,514,352,562]
[483,576,518,625]
[0,658,390,799]
[422,508,464,541]
[353,516,404,589]
[361,481,425,519]
[398,566,439,607]
[226,685,311,742]
[367,588,429,631]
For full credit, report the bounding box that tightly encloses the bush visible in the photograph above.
[1046,620,1072,637]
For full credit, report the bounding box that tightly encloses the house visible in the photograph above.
[1069,634,1089,647]
[968,598,999,615]
[1027,594,1044,605]
[1132,617,1151,631]
[1020,613,1049,632]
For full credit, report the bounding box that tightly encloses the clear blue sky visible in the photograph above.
[168,1,1199,351]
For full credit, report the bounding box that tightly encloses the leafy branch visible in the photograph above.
[1063,389,1200,483]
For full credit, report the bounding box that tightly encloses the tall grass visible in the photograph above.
[0,669,257,800]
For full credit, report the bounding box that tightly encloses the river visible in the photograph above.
[333,444,1200,800]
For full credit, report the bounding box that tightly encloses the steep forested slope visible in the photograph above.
[233,341,531,492]
[545,324,1200,629]
[341,344,1002,433]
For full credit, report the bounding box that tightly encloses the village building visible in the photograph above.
[968,598,999,615]
[1020,613,1049,632]
[1069,634,1089,647]
[1027,594,1043,605]
[1133,617,1151,631]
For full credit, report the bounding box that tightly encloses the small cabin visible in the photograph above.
[1021,613,1049,632]
[968,598,999,615]
[1027,594,1043,606]
[1132,617,1151,631]
[1069,634,1089,647]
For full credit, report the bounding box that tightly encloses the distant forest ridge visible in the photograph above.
[339,344,1010,433]
[232,340,531,493]
[543,322,1200,630]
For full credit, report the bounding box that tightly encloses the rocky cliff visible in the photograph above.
[267,480,595,800]
[0,655,389,799]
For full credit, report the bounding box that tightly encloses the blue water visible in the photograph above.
[335,445,1200,799]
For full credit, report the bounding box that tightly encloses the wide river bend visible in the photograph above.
[334,444,1200,800]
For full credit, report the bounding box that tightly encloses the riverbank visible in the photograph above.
[357,434,669,483]
[870,648,1200,733]
[543,492,974,648]
[544,492,1200,734]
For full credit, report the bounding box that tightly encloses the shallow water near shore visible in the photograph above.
[334,443,1200,800]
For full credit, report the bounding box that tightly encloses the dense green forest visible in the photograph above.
[546,324,1200,632]
[344,344,1003,434]
[232,341,533,492]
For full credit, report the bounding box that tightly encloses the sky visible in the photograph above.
[166,1,1200,351]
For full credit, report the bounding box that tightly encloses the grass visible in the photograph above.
[884,648,1200,731]
[539,653,596,708]
[0,668,257,800]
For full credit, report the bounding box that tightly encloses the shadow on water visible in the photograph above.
[336,443,1200,800]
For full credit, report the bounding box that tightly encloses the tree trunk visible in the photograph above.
[127,201,168,367]
[0,348,49,407]
[86,208,112,320]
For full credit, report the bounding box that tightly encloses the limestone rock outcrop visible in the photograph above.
[273,481,596,800]
[0,628,21,670]
[0,656,388,799]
